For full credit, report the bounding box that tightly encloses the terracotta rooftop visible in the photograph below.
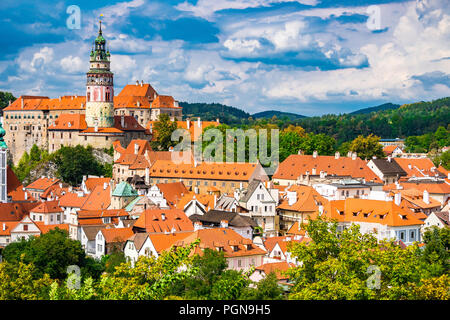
[25,177,60,191]
[48,114,87,130]
[30,200,63,213]
[133,209,193,233]
[273,154,380,182]
[101,227,134,243]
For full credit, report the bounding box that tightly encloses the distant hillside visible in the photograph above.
[295,97,450,143]
[179,102,250,123]
[350,102,400,115]
[252,110,306,120]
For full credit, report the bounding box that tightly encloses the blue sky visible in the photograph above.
[0,0,449,116]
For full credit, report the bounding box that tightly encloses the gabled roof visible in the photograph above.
[81,184,111,210]
[114,95,151,109]
[117,83,157,99]
[58,192,88,208]
[176,193,216,212]
[255,261,296,280]
[81,225,104,241]
[114,115,146,132]
[433,211,449,227]
[0,221,20,236]
[0,203,39,221]
[240,179,264,203]
[7,166,34,202]
[3,95,86,111]
[151,95,181,109]
[315,198,424,227]
[133,209,193,233]
[48,114,87,130]
[370,158,407,176]
[190,210,258,228]
[149,160,265,182]
[25,177,60,191]
[180,228,266,258]
[35,223,69,234]
[84,177,111,192]
[273,154,380,182]
[30,200,63,213]
[101,227,134,243]
[156,182,189,208]
[147,232,195,253]
[277,185,328,212]
[393,158,437,178]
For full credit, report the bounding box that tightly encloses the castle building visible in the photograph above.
[3,22,183,164]
[0,121,8,202]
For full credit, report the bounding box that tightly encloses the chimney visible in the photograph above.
[423,190,430,204]
[335,152,340,159]
[394,192,401,206]
[24,192,28,200]
[312,168,316,175]
[347,151,352,158]
[214,194,217,208]
[8,100,11,106]
[352,152,357,160]
[2,223,5,231]
[220,220,228,228]
[194,221,203,231]
[197,117,201,128]
[134,143,139,155]
[140,80,143,87]
[408,164,412,170]
[103,182,108,190]
[136,80,139,85]
[313,150,318,158]
[216,118,220,123]
[21,98,24,109]
[161,213,166,221]
[287,191,297,206]
[149,123,153,134]
[94,124,98,132]
[387,155,392,162]
[145,167,150,185]
[186,118,190,129]
[298,149,303,155]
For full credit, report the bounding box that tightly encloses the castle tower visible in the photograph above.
[0,119,7,203]
[85,21,114,128]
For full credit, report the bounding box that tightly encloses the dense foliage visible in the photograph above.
[0,223,448,300]
[288,218,450,300]
[12,144,112,186]
[0,91,16,113]
[150,113,178,151]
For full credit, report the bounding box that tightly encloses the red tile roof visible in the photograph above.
[156,182,189,208]
[101,227,134,243]
[58,192,88,208]
[48,114,87,130]
[277,185,328,212]
[117,83,157,99]
[393,158,437,178]
[255,261,296,280]
[7,166,34,202]
[30,200,63,213]
[0,203,39,221]
[35,223,69,234]
[273,154,380,182]
[133,209,193,233]
[84,177,111,192]
[25,177,60,191]
[81,184,111,210]
[151,95,181,109]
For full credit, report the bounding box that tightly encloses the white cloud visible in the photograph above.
[60,55,84,73]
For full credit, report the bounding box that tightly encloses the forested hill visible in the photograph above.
[349,102,400,115]
[179,102,251,123]
[252,110,306,119]
[294,97,450,143]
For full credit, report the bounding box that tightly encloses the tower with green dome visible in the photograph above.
[85,20,115,128]
[0,119,8,203]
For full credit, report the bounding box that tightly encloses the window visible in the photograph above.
[410,230,416,241]
[23,224,28,231]
[238,260,242,268]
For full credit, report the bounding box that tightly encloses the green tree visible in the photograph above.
[241,272,284,300]
[52,145,106,185]
[0,91,16,110]
[349,134,385,160]
[420,226,450,277]
[2,228,98,280]
[150,113,178,151]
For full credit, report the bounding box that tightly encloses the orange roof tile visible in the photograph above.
[149,160,265,182]
[101,227,134,243]
[30,200,63,214]
[180,228,266,258]
[7,166,35,202]
[151,95,181,109]
[133,209,193,233]
[77,209,128,219]
[255,261,296,280]
[81,184,111,210]
[0,221,20,236]
[277,185,328,212]
[84,177,111,192]
[58,192,88,208]
[148,232,195,253]
[0,203,39,221]
[117,83,157,99]
[393,158,437,178]
[114,115,146,132]
[273,154,381,182]
[35,223,69,234]
[176,192,216,212]
[114,95,151,109]
[48,114,87,130]
[315,198,424,227]
[25,177,60,191]
[156,182,189,208]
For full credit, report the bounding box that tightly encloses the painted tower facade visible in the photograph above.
[85,22,114,128]
[0,119,7,203]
